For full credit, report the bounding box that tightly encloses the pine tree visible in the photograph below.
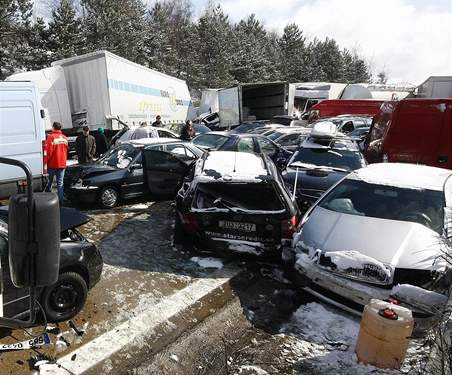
[81,0,147,62]
[196,4,234,88]
[48,0,84,60]
[311,37,344,82]
[377,71,388,84]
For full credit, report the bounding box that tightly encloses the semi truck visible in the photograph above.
[217,82,295,129]
[6,50,192,132]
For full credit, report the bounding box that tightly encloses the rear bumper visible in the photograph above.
[84,244,103,289]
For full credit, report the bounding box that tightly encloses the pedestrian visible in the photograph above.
[180,120,195,141]
[95,127,109,157]
[45,122,68,204]
[75,125,96,164]
[152,115,163,127]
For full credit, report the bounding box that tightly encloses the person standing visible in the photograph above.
[75,126,96,164]
[152,115,163,127]
[180,120,195,141]
[95,127,109,157]
[45,122,68,204]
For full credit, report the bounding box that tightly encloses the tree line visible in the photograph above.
[0,0,372,93]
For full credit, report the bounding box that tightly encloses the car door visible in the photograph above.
[142,149,190,196]
[121,153,144,198]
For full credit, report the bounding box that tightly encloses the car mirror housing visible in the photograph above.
[9,192,60,288]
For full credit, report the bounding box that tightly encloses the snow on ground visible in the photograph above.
[281,302,426,374]
[237,365,270,374]
[190,256,224,269]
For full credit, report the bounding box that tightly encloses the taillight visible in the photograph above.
[42,140,48,175]
[281,215,299,239]
[180,212,199,234]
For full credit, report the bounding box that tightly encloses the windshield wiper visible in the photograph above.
[312,166,349,173]
[213,197,247,213]
[288,161,317,169]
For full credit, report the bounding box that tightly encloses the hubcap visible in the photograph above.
[50,282,78,312]
[101,188,117,207]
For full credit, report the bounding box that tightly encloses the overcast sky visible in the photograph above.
[188,0,452,84]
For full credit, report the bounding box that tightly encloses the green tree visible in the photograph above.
[278,23,308,82]
[376,70,388,84]
[48,0,84,60]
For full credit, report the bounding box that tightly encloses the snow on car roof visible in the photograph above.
[197,151,269,182]
[353,163,452,191]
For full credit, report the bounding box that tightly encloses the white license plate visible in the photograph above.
[218,220,256,232]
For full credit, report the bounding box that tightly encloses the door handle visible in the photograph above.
[438,155,448,163]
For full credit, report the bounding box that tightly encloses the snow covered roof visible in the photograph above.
[352,163,452,191]
[197,151,269,183]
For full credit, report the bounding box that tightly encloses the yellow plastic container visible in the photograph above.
[355,299,414,369]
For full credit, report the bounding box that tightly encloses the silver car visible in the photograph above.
[288,163,452,329]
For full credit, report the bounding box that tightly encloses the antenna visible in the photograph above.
[233,152,237,173]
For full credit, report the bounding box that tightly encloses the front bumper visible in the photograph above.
[293,253,438,332]
[65,186,99,203]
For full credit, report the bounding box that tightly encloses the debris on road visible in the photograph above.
[190,256,224,269]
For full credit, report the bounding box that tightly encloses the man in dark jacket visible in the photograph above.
[95,127,109,157]
[75,126,96,164]
[180,120,195,141]
[152,115,162,127]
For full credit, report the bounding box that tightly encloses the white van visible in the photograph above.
[0,81,47,199]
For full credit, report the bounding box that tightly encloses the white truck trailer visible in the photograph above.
[7,50,192,131]
[218,82,295,129]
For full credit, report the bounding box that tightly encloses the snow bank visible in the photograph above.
[190,256,224,269]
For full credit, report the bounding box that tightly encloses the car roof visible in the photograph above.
[301,136,360,151]
[272,127,310,134]
[351,163,452,192]
[195,151,271,183]
[129,138,181,146]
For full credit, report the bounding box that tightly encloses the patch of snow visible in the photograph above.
[170,354,179,362]
[324,250,392,280]
[190,256,224,269]
[238,365,270,375]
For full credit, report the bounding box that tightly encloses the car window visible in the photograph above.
[257,138,277,155]
[237,137,255,153]
[279,134,300,146]
[131,127,151,140]
[166,144,196,160]
[340,121,354,133]
[98,144,139,168]
[144,150,185,171]
[158,129,177,138]
[193,134,228,150]
[268,131,285,141]
[290,147,363,171]
[192,182,285,211]
[318,178,445,234]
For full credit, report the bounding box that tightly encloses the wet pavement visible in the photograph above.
[0,200,242,374]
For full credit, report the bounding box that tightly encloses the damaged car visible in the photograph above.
[174,151,300,258]
[286,163,452,330]
[0,207,103,322]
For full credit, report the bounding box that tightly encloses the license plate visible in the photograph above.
[218,220,256,232]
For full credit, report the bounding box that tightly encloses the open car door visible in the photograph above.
[142,149,190,196]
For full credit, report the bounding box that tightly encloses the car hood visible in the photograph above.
[300,206,444,270]
[67,163,117,180]
[284,167,345,192]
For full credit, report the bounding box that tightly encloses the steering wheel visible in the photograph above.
[398,211,432,228]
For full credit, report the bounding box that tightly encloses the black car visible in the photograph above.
[229,121,269,134]
[65,139,205,208]
[282,134,366,213]
[165,123,211,136]
[173,151,301,258]
[267,128,312,152]
[192,132,292,169]
[0,207,102,322]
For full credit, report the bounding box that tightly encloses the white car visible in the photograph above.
[116,126,179,144]
[288,163,452,330]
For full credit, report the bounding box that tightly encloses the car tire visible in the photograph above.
[99,186,119,208]
[40,272,88,322]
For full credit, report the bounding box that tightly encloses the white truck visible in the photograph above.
[7,50,192,132]
[0,82,46,199]
[218,82,295,129]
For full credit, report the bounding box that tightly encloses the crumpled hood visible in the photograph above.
[67,163,116,180]
[299,206,444,270]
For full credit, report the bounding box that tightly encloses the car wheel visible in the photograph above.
[99,186,119,208]
[41,272,88,322]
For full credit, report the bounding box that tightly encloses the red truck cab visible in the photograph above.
[308,99,384,122]
[364,99,452,169]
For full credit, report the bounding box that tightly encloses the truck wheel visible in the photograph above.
[99,186,119,208]
[40,272,88,322]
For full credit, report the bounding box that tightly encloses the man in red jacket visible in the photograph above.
[45,122,68,204]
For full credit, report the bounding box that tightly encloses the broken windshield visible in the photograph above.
[98,144,139,169]
[192,182,285,212]
[318,178,445,234]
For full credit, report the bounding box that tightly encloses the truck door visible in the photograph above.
[218,87,240,129]
[142,149,190,196]
[436,102,452,169]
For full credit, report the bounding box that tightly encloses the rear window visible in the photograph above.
[193,134,228,150]
[192,182,285,212]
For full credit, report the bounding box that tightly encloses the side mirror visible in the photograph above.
[130,163,142,170]
[9,192,60,288]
